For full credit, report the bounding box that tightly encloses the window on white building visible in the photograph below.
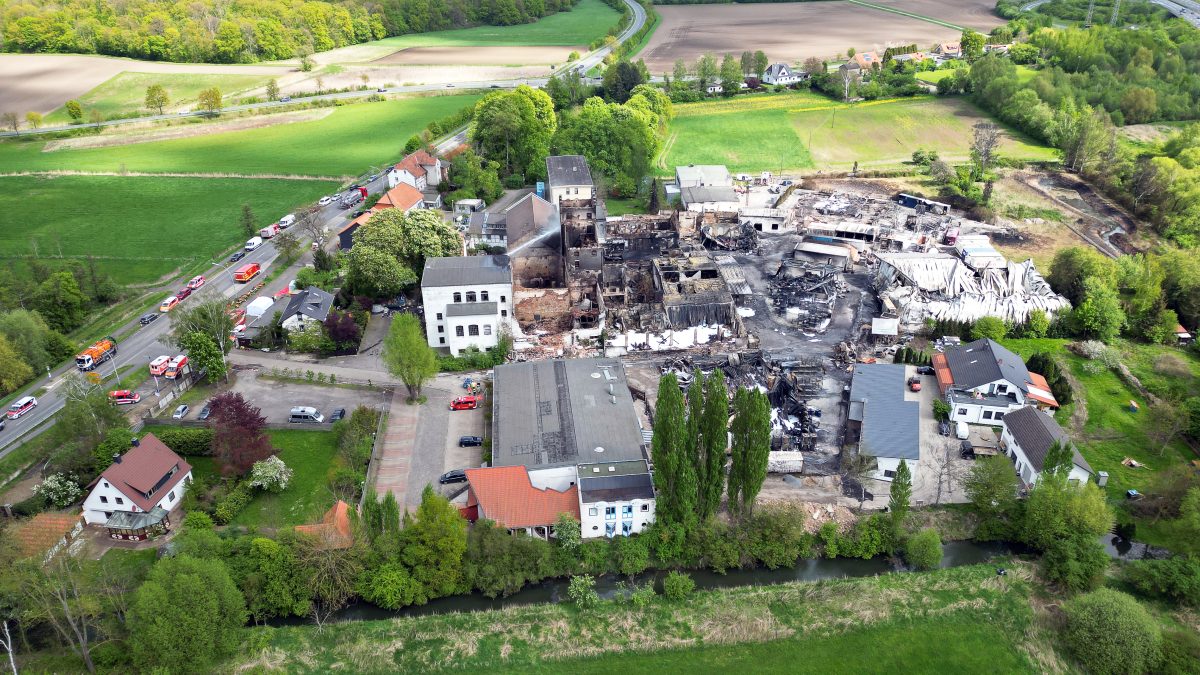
[958,408,968,415]
[501,295,506,303]
[469,325,479,336]
[436,312,443,320]
[483,325,492,336]
[501,309,507,317]
[116,497,124,505]
[438,325,444,333]
[100,496,108,504]
[481,291,489,301]
[588,507,598,516]
[995,412,1005,420]
[168,490,176,502]
[453,292,462,303]
[103,481,109,488]
[605,507,616,520]
[622,505,632,515]
[982,411,993,420]
[466,291,477,302]
[455,326,464,337]
[641,504,649,512]
[439,337,446,344]
[883,470,896,478]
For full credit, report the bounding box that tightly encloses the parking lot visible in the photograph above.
[229,371,390,423]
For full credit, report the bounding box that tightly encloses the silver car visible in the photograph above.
[172,404,189,419]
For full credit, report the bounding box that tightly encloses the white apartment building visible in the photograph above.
[421,255,514,355]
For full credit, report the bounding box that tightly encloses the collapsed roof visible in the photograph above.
[876,253,1070,326]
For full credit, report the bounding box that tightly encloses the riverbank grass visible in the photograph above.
[227,561,1039,672]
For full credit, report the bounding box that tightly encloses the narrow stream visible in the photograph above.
[272,536,1165,626]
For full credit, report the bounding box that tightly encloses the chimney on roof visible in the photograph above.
[113,454,122,464]
[130,437,140,447]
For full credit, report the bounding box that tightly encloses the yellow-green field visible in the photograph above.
[44,72,272,124]
[660,92,1057,173]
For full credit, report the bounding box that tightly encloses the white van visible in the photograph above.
[289,406,324,424]
[245,236,263,251]
[7,396,38,419]
[955,421,970,440]
[278,214,296,229]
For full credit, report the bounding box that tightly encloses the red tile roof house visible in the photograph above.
[81,433,191,541]
[336,182,428,250]
[463,466,580,540]
[11,512,83,561]
[387,149,444,191]
[931,337,1058,427]
[295,500,354,549]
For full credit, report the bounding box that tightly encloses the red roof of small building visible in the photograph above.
[465,466,579,529]
[377,183,423,211]
[97,434,191,512]
[11,512,79,558]
[395,149,438,178]
[295,500,354,549]
[932,352,954,394]
[1026,372,1059,408]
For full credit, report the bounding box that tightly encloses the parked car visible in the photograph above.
[319,195,334,206]
[331,408,346,422]
[280,96,292,103]
[172,404,190,419]
[439,469,467,484]
[459,436,483,447]
[955,421,970,440]
[907,376,922,392]
[916,365,935,375]
[960,440,976,460]
[187,275,206,290]
[175,287,192,301]
[367,173,379,182]
[198,404,212,420]
[377,87,387,92]
[449,396,480,411]
[229,251,246,263]
[938,420,950,437]
[138,312,159,326]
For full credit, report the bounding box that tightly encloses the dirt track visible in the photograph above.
[641,0,1005,71]
[0,54,291,115]
[372,45,576,65]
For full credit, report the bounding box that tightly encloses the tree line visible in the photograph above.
[955,12,1200,246]
[1,0,581,63]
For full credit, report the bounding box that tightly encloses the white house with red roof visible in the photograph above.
[82,434,192,538]
[388,149,444,191]
[463,465,580,539]
[931,337,1058,425]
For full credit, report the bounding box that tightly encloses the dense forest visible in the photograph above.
[958,11,1200,245]
[997,0,1171,24]
[0,0,581,63]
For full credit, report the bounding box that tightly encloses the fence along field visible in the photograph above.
[0,175,335,284]
[660,93,1057,173]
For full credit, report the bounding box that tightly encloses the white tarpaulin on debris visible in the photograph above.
[605,325,727,354]
[876,252,1070,326]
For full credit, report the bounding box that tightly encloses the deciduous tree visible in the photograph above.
[179,331,226,382]
[382,313,436,401]
[695,53,718,91]
[266,78,280,101]
[0,113,17,132]
[753,50,769,79]
[719,53,742,97]
[64,100,83,122]
[128,555,246,672]
[197,87,222,116]
[24,111,42,129]
[273,229,301,263]
[889,459,913,532]
[209,392,274,476]
[144,84,168,114]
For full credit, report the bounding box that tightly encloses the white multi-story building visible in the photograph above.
[82,434,192,540]
[577,459,656,538]
[421,255,514,355]
[545,155,594,205]
[933,338,1059,425]
[1000,406,1093,487]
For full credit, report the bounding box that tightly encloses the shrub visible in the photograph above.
[151,427,215,456]
[213,483,253,524]
[614,534,650,576]
[662,571,695,602]
[629,581,656,608]
[568,575,600,609]
[1064,588,1162,675]
[10,494,46,516]
[580,538,613,575]
[905,528,943,570]
[182,511,215,531]
[248,456,293,493]
[1123,557,1200,606]
[1042,533,1109,592]
[1160,629,1200,675]
[33,473,83,507]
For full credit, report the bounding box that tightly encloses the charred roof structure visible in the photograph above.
[652,253,737,330]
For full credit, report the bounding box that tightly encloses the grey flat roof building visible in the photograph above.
[492,358,646,469]
[546,155,593,189]
[421,255,512,287]
[849,363,920,461]
[578,460,655,503]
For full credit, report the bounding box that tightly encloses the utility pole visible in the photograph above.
[1085,0,1096,26]
[1110,0,1122,25]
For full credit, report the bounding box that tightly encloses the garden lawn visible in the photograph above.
[0,94,479,177]
[660,92,1055,174]
[0,175,335,284]
[605,197,643,216]
[916,65,1036,85]
[191,429,338,529]
[43,72,271,124]
[330,0,621,60]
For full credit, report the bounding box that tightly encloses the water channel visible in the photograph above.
[278,535,1164,625]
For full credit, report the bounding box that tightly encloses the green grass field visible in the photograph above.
[0,94,479,177]
[190,429,339,529]
[0,175,334,283]
[916,65,1037,85]
[44,72,272,124]
[661,92,1056,173]
[230,562,1041,672]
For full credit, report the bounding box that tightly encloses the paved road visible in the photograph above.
[0,0,647,139]
[0,171,392,459]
